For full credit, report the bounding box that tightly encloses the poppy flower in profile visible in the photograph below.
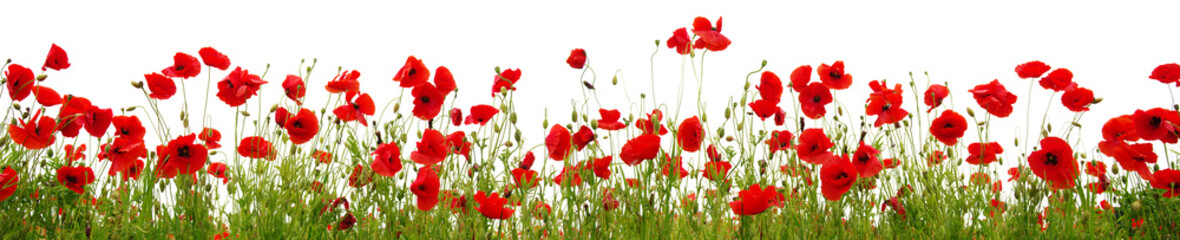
[967,142,1003,165]
[747,99,780,120]
[553,162,585,187]
[393,56,430,88]
[545,125,572,161]
[1132,108,1180,143]
[371,143,402,177]
[1150,63,1180,86]
[852,142,883,178]
[691,16,731,51]
[207,162,229,184]
[284,108,320,145]
[411,83,445,120]
[756,71,783,103]
[597,109,626,130]
[198,47,231,71]
[634,109,669,135]
[312,150,332,164]
[55,96,95,137]
[238,136,273,160]
[798,82,833,119]
[1102,115,1139,142]
[666,28,692,54]
[333,91,375,126]
[702,160,732,182]
[474,191,515,220]
[64,144,86,163]
[820,153,858,201]
[930,110,968,146]
[144,72,176,100]
[56,165,95,195]
[728,184,784,216]
[450,108,463,126]
[790,65,812,92]
[923,84,950,113]
[155,134,209,179]
[1098,140,1156,181]
[796,128,834,164]
[591,156,612,179]
[5,64,35,101]
[30,86,62,106]
[411,129,449,166]
[566,48,587,69]
[465,104,499,126]
[98,136,147,176]
[216,67,268,107]
[347,165,374,188]
[490,68,522,96]
[411,166,441,211]
[968,79,1018,117]
[621,134,660,165]
[661,154,690,180]
[866,80,909,127]
[282,75,305,104]
[8,110,57,149]
[817,61,853,90]
[1060,85,1093,112]
[1150,169,1180,198]
[161,52,201,78]
[773,109,787,126]
[42,43,71,71]
[325,70,361,94]
[338,213,357,231]
[677,116,704,152]
[445,131,471,160]
[0,167,17,201]
[511,165,539,189]
[1038,68,1074,92]
[434,66,456,96]
[199,127,222,149]
[1015,61,1051,78]
[882,158,900,169]
[1028,137,1079,190]
[1084,161,1106,177]
[765,130,794,154]
[927,150,948,166]
[572,126,595,151]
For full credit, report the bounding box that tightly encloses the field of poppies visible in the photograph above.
[1,16,1179,239]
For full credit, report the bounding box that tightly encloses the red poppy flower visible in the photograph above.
[676,116,704,152]
[790,65,812,92]
[511,164,540,188]
[691,17,731,51]
[756,71,782,104]
[1027,137,1079,190]
[1150,63,1180,86]
[866,80,909,127]
[747,99,780,120]
[411,166,441,211]
[572,126,595,151]
[1132,108,1180,143]
[5,64,34,101]
[796,128,834,164]
[773,109,787,126]
[277,106,293,126]
[968,79,1018,117]
[30,86,62,106]
[799,82,833,119]
[333,91,375,126]
[923,84,949,113]
[545,125,572,161]
[852,142,883,178]
[449,108,463,126]
[393,56,430,88]
[473,191,515,220]
[161,52,201,78]
[434,66,456,97]
[702,160,731,182]
[1060,85,1093,112]
[445,131,471,160]
[155,134,209,179]
[282,74,305,104]
[592,156,612,179]
[1102,115,1139,142]
[444,191,468,214]
[198,47,230,71]
[411,129,448,165]
[765,130,794,154]
[313,150,332,164]
[412,83,444,120]
[820,153,858,201]
[928,150,948,166]
[1038,68,1073,91]
[491,68,522,96]
[371,143,402,177]
[56,96,101,138]
[216,67,268,107]
[666,28,692,54]
[567,48,587,69]
[98,136,147,177]
[0,167,16,201]
[1099,140,1157,181]
[56,165,95,195]
[1150,169,1180,198]
[325,70,361,94]
[337,213,357,231]
[143,72,176,100]
[199,127,222,149]
[238,136,273,160]
[881,196,907,220]
[64,144,85,163]
[729,184,783,216]
[41,43,71,71]
[635,109,669,135]
[1084,161,1106,177]
[930,110,968,146]
[347,165,373,188]
[603,189,621,211]
[597,109,626,130]
[817,61,853,90]
[207,162,229,184]
[553,162,585,187]
[661,154,690,179]
[284,108,319,145]
[1015,61,1051,78]
[967,142,1003,165]
[8,110,57,149]
[465,105,499,126]
[621,134,660,166]
[883,158,900,169]
[1008,167,1021,182]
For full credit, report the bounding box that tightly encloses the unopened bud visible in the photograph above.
[131,81,144,89]
[1092,97,1103,104]
[571,110,578,123]
[966,108,976,117]
[270,104,279,113]
[393,103,400,112]
[612,76,618,85]
[760,60,767,67]
[743,81,750,90]
[240,111,251,117]
[1132,200,1142,211]
[504,141,513,147]
[510,113,517,124]
[36,74,47,81]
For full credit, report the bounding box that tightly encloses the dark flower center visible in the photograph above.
[835,172,848,180]
[352,103,361,110]
[421,96,430,103]
[812,95,821,103]
[65,175,78,184]
[1150,116,1162,128]
[829,71,841,79]
[408,68,417,76]
[417,185,426,191]
[177,146,191,158]
[944,123,955,129]
[175,65,185,71]
[882,103,892,111]
[292,121,303,128]
[1044,154,1058,166]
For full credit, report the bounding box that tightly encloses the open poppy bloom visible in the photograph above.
[144,72,176,100]
[1015,61,1051,78]
[284,108,319,145]
[511,166,539,189]
[592,156,612,179]
[1150,63,1180,86]
[620,134,660,166]
[1028,137,1079,190]
[199,127,222,149]
[820,153,859,201]
[491,68,522,96]
[207,162,229,184]
[216,67,268,107]
[553,162,585,187]
[1038,68,1073,92]
[411,83,444,120]
[474,191,515,220]
[866,80,909,127]
[394,56,430,88]
[434,66,456,97]
[1150,169,1180,198]
[371,143,402,177]
[1060,84,1093,112]
[465,104,499,126]
[766,130,794,154]
[411,166,441,211]
[1084,161,1107,177]
[930,110,967,146]
[666,28,692,54]
[8,109,57,150]
[1132,108,1180,143]
[5,64,34,101]
[729,184,783,216]
[56,166,95,195]
[30,86,62,106]
[0,167,18,201]
[817,61,853,90]
[42,43,71,71]
[161,52,201,78]
[410,129,448,166]
[748,99,780,120]
[799,82,832,119]
[445,131,471,160]
[325,70,361,94]
[967,142,1003,165]
[677,116,704,152]
[702,160,732,182]
[347,165,374,188]
[661,154,690,180]
[635,109,669,135]
[63,144,85,163]
[238,136,273,160]
[852,142,883,178]
[1102,115,1139,142]
[968,80,1018,118]
[571,126,595,151]
[545,125,572,161]
[789,65,812,92]
[1098,140,1156,181]
[282,74,305,104]
[567,48,587,69]
[312,150,333,164]
[98,136,147,177]
[333,91,375,126]
[756,71,783,103]
[597,109,626,130]
[198,47,231,70]
[155,134,209,179]
[923,84,949,113]
[796,128,834,164]
[449,108,463,126]
[691,16,731,51]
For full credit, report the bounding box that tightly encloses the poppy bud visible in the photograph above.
[240,111,251,117]
[736,123,743,131]
[1014,138,1019,147]
[131,81,144,89]
[966,108,975,117]
[977,121,987,126]
[702,113,707,122]
[543,119,549,129]
[1154,165,1160,172]
[612,76,618,85]
[724,108,731,119]
[393,103,400,112]
[36,74,47,81]
[180,112,187,121]
[4,59,9,64]
[499,87,509,96]
[1112,165,1120,175]
[515,129,522,142]
[1132,200,1142,211]
[10,103,19,110]
[571,110,578,123]
[761,60,768,67]
[654,40,660,46]
[510,113,517,124]
[838,107,844,116]
[505,141,513,148]
[1046,123,1052,132]
[716,128,725,137]
[726,136,734,142]
[583,81,595,90]
[1091,97,1102,104]
[494,123,502,133]
[743,81,750,91]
